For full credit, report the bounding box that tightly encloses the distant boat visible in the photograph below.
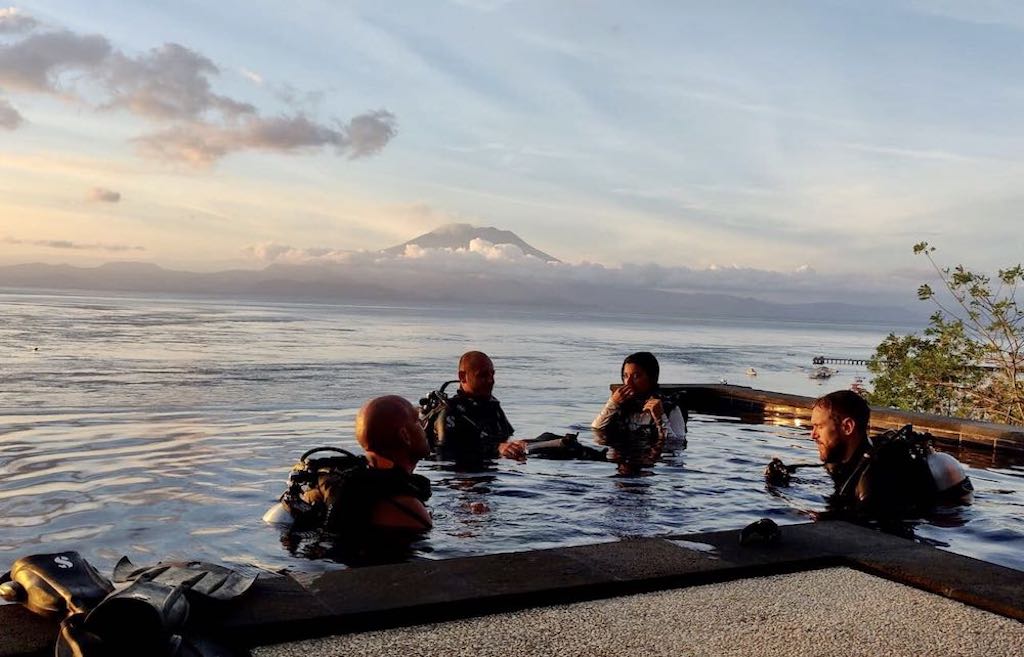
[851,376,866,394]
[809,366,837,380]
[746,367,757,377]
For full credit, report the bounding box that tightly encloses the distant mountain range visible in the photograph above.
[0,225,921,325]
[384,223,559,262]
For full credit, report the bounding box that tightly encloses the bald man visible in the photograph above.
[302,395,433,533]
[430,351,527,463]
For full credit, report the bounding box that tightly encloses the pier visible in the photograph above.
[813,355,868,365]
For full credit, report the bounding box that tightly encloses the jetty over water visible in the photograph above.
[813,355,868,365]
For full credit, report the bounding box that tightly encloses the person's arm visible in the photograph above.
[495,407,526,459]
[370,496,432,531]
[498,440,527,459]
[592,397,621,429]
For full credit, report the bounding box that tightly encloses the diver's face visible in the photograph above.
[403,405,430,461]
[460,355,495,398]
[622,363,654,396]
[810,405,855,464]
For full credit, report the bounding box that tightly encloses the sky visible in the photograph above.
[2,1,1024,303]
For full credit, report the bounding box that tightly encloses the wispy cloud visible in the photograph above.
[239,67,263,85]
[0,29,110,92]
[0,7,38,34]
[4,236,143,251]
[902,1,1024,30]
[0,97,21,129]
[87,187,120,203]
[0,17,398,165]
[840,141,1012,164]
[133,110,396,166]
[101,43,255,120]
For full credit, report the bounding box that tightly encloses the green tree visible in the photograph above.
[867,243,1024,425]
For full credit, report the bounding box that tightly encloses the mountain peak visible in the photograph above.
[384,224,559,262]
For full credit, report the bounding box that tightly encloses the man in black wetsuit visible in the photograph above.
[298,395,433,532]
[431,351,527,462]
[810,390,972,518]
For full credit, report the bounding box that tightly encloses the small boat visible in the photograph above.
[809,366,837,380]
[746,367,757,377]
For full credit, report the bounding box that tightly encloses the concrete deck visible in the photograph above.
[254,567,1024,657]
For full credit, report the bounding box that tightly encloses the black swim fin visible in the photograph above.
[0,552,113,619]
[57,567,203,657]
[112,556,257,602]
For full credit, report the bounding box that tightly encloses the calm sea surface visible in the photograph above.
[1,291,1021,577]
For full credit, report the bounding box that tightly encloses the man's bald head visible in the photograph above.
[458,351,495,399]
[356,395,428,467]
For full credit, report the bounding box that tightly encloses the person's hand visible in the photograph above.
[643,397,664,419]
[611,384,635,405]
[498,440,528,460]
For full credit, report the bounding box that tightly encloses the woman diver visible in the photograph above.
[592,351,687,445]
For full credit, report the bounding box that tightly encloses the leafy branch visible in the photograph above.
[869,244,1024,425]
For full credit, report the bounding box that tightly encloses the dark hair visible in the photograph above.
[813,390,870,439]
[621,352,660,385]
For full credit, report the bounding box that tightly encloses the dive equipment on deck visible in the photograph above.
[112,557,257,603]
[0,552,113,618]
[3,552,255,657]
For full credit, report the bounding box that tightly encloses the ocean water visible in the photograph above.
[0,291,1021,577]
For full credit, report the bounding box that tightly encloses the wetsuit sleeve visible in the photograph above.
[497,404,515,439]
[592,397,620,430]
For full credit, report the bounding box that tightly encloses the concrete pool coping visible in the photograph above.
[2,520,1022,656]
[660,383,1024,454]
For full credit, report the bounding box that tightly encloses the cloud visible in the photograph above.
[102,43,255,120]
[344,110,398,158]
[3,236,143,251]
[0,27,397,166]
[242,242,364,264]
[238,235,911,305]
[0,96,21,128]
[87,187,121,203]
[134,111,397,166]
[0,7,38,34]
[239,67,263,85]
[0,30,111,92]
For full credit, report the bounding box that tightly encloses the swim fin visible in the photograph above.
[0,552,113,619]
[112,557,257,602]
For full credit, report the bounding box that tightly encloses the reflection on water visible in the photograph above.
[0,292,1022,576]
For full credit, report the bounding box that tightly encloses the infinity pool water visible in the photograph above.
[0,293,1021,577]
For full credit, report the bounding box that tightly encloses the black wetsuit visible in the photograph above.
[430,389,515,463]
[318,465,432,533]
[826,437,969,518]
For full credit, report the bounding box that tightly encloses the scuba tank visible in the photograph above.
[263,446,366,527]
[927,450,969,492]
[419,380,460,450]
[0,551,113,618]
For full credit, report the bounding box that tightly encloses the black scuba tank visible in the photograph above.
[0,551,113,619]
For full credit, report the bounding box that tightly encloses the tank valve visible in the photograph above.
[0,580,25,603]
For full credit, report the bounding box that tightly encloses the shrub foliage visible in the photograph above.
[867,243,1024,425]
